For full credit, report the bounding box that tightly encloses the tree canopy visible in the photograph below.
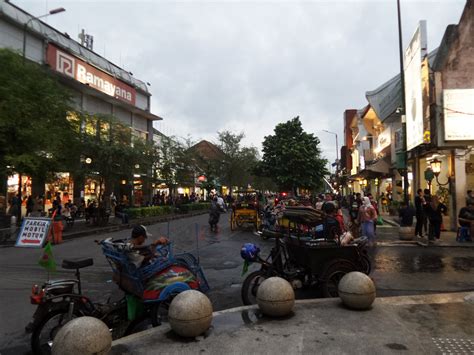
[255,116,327,194]
[0,48,78,181]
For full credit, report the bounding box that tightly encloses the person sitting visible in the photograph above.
[398,202,415,227]
[322,202,343,240]
[458,202,474,241]
[115,201,129,224]
[126,225,169,268]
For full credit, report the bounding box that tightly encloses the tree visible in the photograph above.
[79,113,150,206]
[217,131,260,190]
[255,117,328,194]
[0,48,79,210]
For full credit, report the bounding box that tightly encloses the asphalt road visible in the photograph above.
[1,213,473,354]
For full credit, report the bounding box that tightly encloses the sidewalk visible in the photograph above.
[380,213,474,248]
[0,210,208,247]
[111,292,474,354]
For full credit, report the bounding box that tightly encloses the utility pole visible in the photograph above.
[397,0,410,204]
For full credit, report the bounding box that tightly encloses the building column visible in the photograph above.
[453,151,466,231]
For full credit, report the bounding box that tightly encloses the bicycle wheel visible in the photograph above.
[31,308,80,355]
[320,259,356,298]
[241,270,268,305]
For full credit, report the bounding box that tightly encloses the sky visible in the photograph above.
[16,0,467,165]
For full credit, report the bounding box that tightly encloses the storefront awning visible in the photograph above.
[350,157,391,180]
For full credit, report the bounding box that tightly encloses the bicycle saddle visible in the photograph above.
[62,258,94,269]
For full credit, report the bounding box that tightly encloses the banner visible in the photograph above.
[404,21,427,151]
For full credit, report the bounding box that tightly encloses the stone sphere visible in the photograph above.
[51,316,111,355]
[256,277,295,317]
[168,290,213,337]
[338,271,376,310]
[399,226,415,241]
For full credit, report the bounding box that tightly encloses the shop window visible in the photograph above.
[99,121,110,141]
[66,111,81,132]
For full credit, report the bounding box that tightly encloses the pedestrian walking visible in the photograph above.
[414,189,426,238]
[26,195,34,216]
[209,195,221,232]
[10,194,22,225]
[423,189,432,237]
[426,196,447,242]
[367,193,379,234]
[358,196,378,247]
[349,193,362,222]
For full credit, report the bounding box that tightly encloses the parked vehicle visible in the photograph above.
[28,239,209,354]
[240,206,370,305]
[230,190,261,231]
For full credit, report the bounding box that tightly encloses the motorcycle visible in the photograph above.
[28,239,209,354]
[240,227,371,305]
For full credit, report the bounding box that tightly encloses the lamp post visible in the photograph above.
[23,7,65,63]
[430,158,450,190]
[396,0,410,204]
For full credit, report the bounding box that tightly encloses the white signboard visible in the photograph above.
[15,217,52,248]
[444,89,474,140]
[375,127,392,153]
[404,21,427,151]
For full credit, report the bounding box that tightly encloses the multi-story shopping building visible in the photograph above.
[0,1,162,212]
[342,0,473,230]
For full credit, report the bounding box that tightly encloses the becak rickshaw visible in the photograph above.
[230,190,261,231]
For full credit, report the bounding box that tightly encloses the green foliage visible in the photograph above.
[126,203,209,219]
[217,131,260,190]
[78,113,153,202]
[0,48,78,180]
[155,136,195,194]
[255,116,328,193]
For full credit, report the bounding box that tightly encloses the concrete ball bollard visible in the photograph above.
[51,316,112,355]
[168,290,213,338]
[399,226,415,241]
[256,277,295,317]
[338,271,376,310]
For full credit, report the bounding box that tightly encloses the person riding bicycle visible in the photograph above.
[126,225,169,268]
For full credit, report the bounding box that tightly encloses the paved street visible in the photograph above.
[1,214,474,354]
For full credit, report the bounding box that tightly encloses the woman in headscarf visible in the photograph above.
[358,196,378,246]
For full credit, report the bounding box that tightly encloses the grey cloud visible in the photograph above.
[18,0,467,161]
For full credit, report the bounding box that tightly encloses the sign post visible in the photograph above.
[15,217,52,248]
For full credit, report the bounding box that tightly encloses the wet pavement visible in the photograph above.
[1,214,474,354]
[111,293,474,354]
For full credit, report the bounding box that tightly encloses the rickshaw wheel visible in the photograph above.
[241,270,268,305]
[359,255,371,275]
[320,259,356,298]
[236,216,243,227]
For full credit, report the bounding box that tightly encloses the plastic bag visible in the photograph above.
[376,215,384,225]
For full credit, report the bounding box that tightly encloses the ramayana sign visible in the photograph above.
[47,44,136,105]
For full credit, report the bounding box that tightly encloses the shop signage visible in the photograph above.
[47,44,136,106]
[374,127,391,154]
[404,21,427,151]
[15,217,52,248]
[444,89,474,140]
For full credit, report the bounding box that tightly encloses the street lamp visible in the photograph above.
[396,0,409,204]
[429,158,450,188]
[23,7,66,63]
